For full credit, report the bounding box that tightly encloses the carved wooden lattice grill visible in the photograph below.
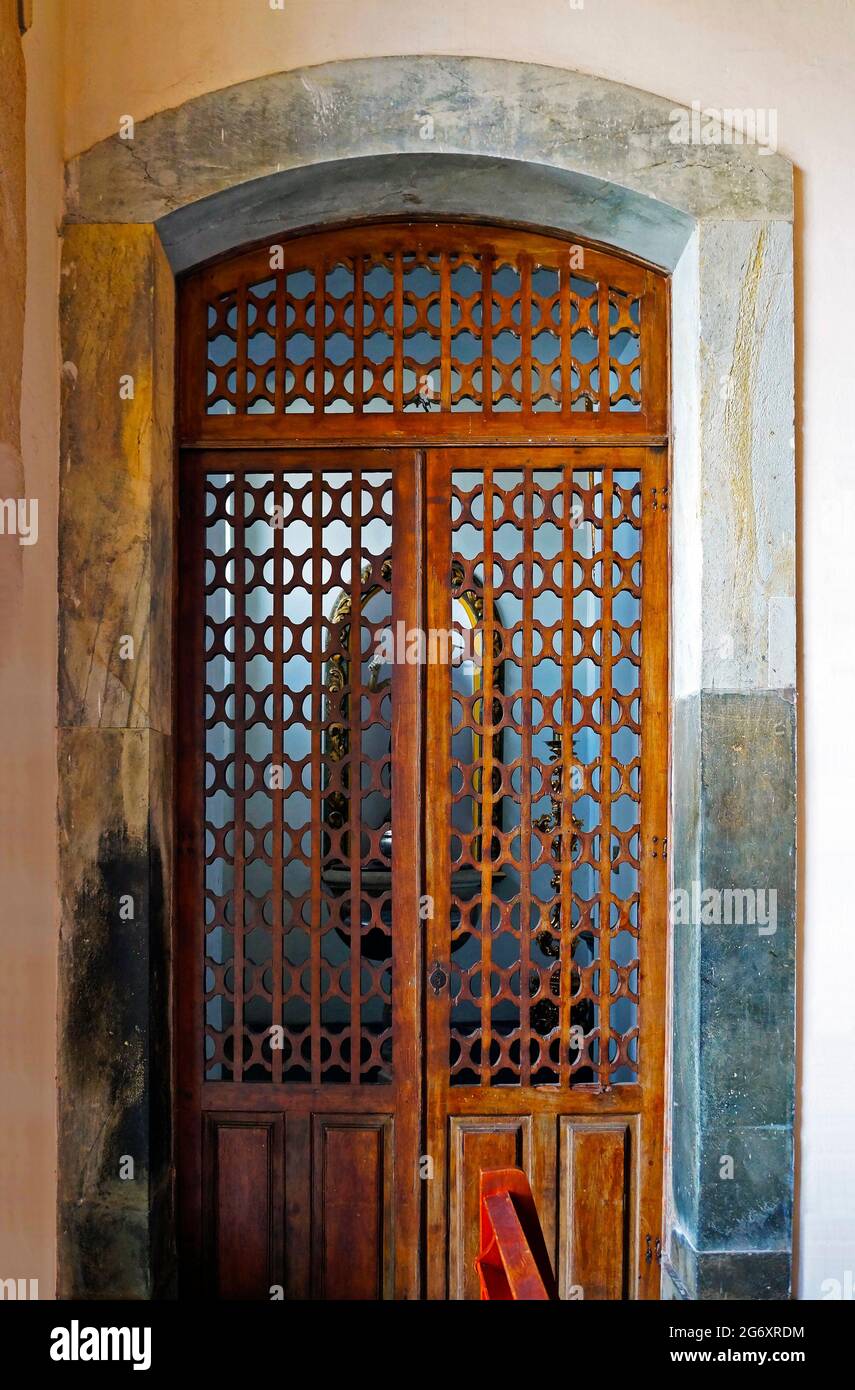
[181,224,666,444]
[203,467,397,1084]
[178,222,669,1300]
[445,466,642,1087]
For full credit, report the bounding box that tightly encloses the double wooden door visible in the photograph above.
[176,443,668,1300]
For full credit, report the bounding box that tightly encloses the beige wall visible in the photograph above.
[58,0,855,1299]
[1,0,852,1295]
[0,0,62,1297]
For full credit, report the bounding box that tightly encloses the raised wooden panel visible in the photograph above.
[312,1114,394,1300]
[559,1117,632,1300]
[205,1113,283,1299]
[448,1116,532,1300]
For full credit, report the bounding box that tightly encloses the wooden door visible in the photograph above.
[176,221,671,1300]
[176,448,423,1299]
[424,446,669,1299]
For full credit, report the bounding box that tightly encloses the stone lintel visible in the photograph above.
[65,57,792,236]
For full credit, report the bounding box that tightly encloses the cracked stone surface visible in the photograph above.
[66,56,792,236]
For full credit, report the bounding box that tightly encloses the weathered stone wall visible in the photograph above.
[669,693,796,1299]
[57,224,174,1298]
[668,214,796,1299]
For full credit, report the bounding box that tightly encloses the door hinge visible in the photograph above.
[429,961,449,997]
[650,485,669,512]
[645,1234,662,1266]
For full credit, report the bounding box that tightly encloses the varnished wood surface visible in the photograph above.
[176,449,422,1299]
[175,222,670,1301]
[179,222,667,447]
[424,446,669,1300]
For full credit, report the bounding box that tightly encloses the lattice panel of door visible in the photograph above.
[180,224,667,445]
[202,465,398,1086]
[438,462,643,1088]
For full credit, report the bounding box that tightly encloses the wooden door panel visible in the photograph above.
[425,447,668,1300]
[180,223,668,448]
[448,1117,533,1300]
[178,450,422,1300]
[558,1117,633,1300]
[311,1114,394,1300]
[204,1113,284,1300]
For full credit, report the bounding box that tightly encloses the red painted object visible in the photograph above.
[474,1168,559,1300]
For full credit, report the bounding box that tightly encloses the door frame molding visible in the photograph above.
[57,57,796,1300]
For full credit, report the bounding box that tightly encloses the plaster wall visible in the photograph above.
[58,49,796,1299]
[54,0,836,1302]
[59,5,852,1294]
[1,0,850,1297]
[0,0,62,1299]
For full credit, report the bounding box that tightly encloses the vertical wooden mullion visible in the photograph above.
[310,469,323,1085]
[598,467,615,1087]
[520,467,534,1086]
[178,273,208,440]
[479,468,495,1086]
[390,452,423,1298]
[313,258,326,417]
[175,459,206,1287]
[274,268,286,416]
[598,282,611,418]
[440,252,452,413]
[271,471,284,1083]
[558,466,575,1087]
[232,473,247,1082]
[348,472,363,1084]
[560,258,573,419]
[637,446,669,1295]
[425,449,452,1299]
[393,252,404,413]
[521,255,533,417]
[481,254,493,417]
[642,270,669,436]
[353,256,365,415]
[236,283,249,415]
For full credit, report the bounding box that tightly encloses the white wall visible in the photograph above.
[0,0,62,1301]
[55,0,855,1296]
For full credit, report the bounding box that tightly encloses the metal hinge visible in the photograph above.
[645,1234,662,1265]
[650,485,669,512]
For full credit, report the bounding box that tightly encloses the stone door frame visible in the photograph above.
[57,56,796,1300]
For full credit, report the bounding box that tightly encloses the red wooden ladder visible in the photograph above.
[474,1168,559,1300]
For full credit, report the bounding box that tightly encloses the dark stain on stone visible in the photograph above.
[59,816,172,1298]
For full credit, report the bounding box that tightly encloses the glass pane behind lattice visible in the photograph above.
[203,469,394,1085]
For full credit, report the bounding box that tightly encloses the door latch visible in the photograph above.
[429,961,449,997]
